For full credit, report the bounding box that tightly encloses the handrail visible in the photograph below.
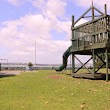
[72,15,107,30]
[72,32,108,49]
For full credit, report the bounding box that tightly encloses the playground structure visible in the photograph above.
[56,4,110,81]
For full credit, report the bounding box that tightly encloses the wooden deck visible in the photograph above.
[71,15,110,54]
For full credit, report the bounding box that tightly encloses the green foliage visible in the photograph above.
[95,53,110,68]
[95,54,104,68]
[0,70,110,110]
[28,62,33,67]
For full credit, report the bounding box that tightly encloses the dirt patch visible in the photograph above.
[0,70,21,75]
[48,75,63,79]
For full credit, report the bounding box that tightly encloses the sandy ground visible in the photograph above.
[0,70,38,76]
[0,70,22,76]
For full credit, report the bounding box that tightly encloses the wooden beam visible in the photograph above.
[72,15,106,30]
[75,56,93,74]
[92,49,95,75]
[74,7,92,25]
[106,49,109,82]
[71,16,75,74]
[72,16,74,26]
[105,4,107,15]
[72,54,75,73]
[92,6,94,20]
[75,57,92,73]
[94,6,104,15]
[82,15,103,18]
[96,53,105,64]
[72,16,74,39]
[95,62,105,73]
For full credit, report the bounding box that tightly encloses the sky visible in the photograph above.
[0,0,110,64]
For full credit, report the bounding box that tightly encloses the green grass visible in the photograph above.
[0,70,110,110]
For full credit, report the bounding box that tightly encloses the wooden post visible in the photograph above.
[93,49,95,76]
[105,4,107,15]
[71,16,75,75]
[74,7,91,25]
[70,54,72,74]
[92,4,95,45]
[106,49,109,82]
[92,4,94,20]
[72,16,74,39]
[72,54,75,74]
[104,4,107,33]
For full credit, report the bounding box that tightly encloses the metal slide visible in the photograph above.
[55,46,72,72]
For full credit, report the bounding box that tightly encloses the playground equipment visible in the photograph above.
[55,46,71,71]
[56,3,110,81]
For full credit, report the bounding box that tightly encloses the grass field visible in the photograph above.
[0,70,110,110]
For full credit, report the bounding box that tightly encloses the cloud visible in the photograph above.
[7,0,23,6]
[74,0,110,12]
[0,12,71,64]
[32,0,66,19]
[0,0,92,64]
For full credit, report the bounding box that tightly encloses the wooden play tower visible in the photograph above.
[71,4,110,81]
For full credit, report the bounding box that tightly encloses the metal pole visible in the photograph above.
[35,41,36,68]
[7,59,9,70]
[106,49,109,82]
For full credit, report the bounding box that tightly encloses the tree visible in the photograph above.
[95,53,110,68]
[28,62,33,70]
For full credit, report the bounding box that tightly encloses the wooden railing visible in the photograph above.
[71,15,110,51]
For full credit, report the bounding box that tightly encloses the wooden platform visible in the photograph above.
[72,73,107,79]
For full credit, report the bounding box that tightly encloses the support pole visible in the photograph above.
[72,54,75,73]
[92,49,95,76]
[72,16,74,39]
[74,7,91,25]
[106,49,109,82]
[35,41,36,66]
[105,4,107,15]
[70,54,72,74]
[92,4,94,20]
[71,15,75,75]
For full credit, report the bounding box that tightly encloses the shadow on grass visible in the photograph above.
[0,73,16,78]
[71,73,110,81]
[84,73,110,81]
[94,74,110,81]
